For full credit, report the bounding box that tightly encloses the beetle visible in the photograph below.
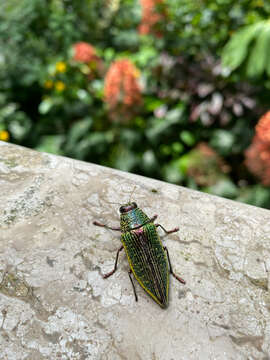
[93,201,185,308]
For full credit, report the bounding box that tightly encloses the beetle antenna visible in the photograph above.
[129,185,137,203]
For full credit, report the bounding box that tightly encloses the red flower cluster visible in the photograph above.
[245,111,270,185]
[104,59,142,121]
[138,0,165,37]
[73,42,100,64]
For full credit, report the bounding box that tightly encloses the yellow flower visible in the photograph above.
[55,61,67,73]
[0,130,10,142]
[252,0,263,7]
[55,81,66,92]
[44,80,54,89]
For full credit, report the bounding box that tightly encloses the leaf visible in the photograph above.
[65,118,92,152]
[266,33,270,77]
[178,154,190,174]
[113,146,138,172]
[8,112,31,140]
[210,130,235,156]
[162,159,184,184]
[133,46,158,67]
[36,135,64,155]
[76,132,108,157]
[113,30,139,49]
[142,150,158,174]
[119,129,140,148]
[103,48,115,62]
[39,98,53,114]
[237,185,270,208]
[222,22,264,71]
[246,22,270,77]
[203,178,238,199]
[179,130,195,146]
[145,97,164,111]
[146,105,185,143]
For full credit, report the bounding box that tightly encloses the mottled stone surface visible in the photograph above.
[0,141,270,360]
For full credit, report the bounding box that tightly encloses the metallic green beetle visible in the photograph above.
[93,202,185,308]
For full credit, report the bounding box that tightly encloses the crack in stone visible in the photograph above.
[245,275,268,291]
[211,321,231,330]
[212,257,235,280]
[192,261,209,268]
[0,309,7,329]
[0,328,10,342]
[110,337,130,360]
[230,335,264,354]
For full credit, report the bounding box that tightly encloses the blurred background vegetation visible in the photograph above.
[1,0,270,208]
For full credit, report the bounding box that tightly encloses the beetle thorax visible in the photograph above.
[120,207,150,232]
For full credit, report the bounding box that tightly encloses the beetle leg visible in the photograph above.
[150,214,158,222]
[93,220,121,231]
[103,245,124,278]
[163,246,186,284]
[155,224,179,234]
[128,269,138,302]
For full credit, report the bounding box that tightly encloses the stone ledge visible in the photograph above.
[0,141,270,359]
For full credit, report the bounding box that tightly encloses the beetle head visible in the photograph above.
[119,202,137,213]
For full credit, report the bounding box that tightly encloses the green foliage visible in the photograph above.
[210,130,235,156]
[1,0,270,208]
[222,20,270,77]
[237,185,270,208]
[204,179,238,199]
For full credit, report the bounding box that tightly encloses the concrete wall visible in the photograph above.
[0,141,270,359]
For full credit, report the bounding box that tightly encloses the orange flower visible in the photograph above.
[255,111,270,143]
[138,0,165,37]
[245,111,270,185]
[73,42,100,64]
[104,59,142,121]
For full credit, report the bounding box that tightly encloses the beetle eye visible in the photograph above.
[132,202,137,208]
[119,206,125,213]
